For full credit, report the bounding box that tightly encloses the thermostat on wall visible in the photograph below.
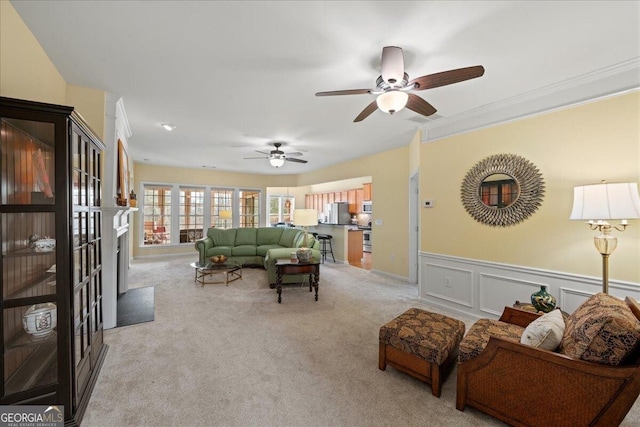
[423,199,435,208]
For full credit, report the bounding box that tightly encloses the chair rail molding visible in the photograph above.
[419,252,640,320]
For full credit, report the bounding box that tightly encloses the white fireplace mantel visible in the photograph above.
[102,94,133,329]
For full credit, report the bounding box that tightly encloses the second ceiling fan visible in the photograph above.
[315,46,485,122]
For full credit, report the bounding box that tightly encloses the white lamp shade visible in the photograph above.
[293,209,318,226]
[570,182,640,220]
[219,210,232,220]
[270,157,285,168]
[376,90,408,114]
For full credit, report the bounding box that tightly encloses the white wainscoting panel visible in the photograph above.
[419,252,640,321]
[423,263,473,308]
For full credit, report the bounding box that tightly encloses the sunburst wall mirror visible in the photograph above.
[460,153,545,227]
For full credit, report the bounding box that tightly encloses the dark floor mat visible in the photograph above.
[116,286,155,327]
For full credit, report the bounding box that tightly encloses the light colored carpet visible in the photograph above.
[83,255,640,427]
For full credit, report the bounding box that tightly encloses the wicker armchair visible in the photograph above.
[456,296,640,427]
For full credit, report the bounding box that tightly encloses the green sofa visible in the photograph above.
[194,227,321,286]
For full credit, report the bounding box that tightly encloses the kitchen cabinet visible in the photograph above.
[0,97,107,426]
[363,183,372,201]
[348,230,364,263]
[347,190,357,214]
[356,189,364,212]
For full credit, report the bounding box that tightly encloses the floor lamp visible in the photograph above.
[570,182,640,294]
[219,210,232,229]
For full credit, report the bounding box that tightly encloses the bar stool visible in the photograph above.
[316,234,335,263]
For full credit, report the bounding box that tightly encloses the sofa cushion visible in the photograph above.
[257,244,283,257]
[210,228,237,247]
[559,293,640,365]
[520,309,565,351]
[278,228,300,247]
[231,245,257,256]
[257,228,283,246]
[459,319,524,363]
[235,228,257,246]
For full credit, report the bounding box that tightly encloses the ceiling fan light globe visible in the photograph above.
[270,157,285,168]
[376,90,409,114]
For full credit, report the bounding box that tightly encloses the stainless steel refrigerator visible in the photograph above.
[326,202,351,224]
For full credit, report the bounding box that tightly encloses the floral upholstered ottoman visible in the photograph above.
[379,308,465,397]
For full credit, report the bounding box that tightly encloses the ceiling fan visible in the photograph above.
[315,46,485,122]
[244,142,308,168]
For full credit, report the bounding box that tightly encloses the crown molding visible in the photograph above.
[421,58,640,143]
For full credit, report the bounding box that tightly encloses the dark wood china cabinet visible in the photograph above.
[0,97,107,426]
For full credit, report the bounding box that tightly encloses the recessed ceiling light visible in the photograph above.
[161,123,176,131]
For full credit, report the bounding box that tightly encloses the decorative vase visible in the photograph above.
[296,247,312,263]
[531,285,556,313]
[22,302,57,337]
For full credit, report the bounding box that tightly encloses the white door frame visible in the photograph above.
[408,172,419,284]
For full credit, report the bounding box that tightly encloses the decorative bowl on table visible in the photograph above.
[210,255,228,264]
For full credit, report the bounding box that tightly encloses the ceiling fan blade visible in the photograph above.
[243,156,268,160]
[409,65,485,91]
[285,157,307,164]
[354,101,379,122]
[381,46,404,86]
[284,152,303,157]
[405,93,437,117]
[315,89,372,96]
[254,150,271,155]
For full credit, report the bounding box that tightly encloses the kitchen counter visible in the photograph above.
[301,224,353,263]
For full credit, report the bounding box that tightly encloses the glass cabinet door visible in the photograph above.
[0,117,58,396]
[71,126,103,402]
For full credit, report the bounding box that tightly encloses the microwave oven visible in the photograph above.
[362,201,372,213]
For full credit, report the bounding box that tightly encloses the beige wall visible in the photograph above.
[0,2,105,135]
[298,146,411,277]
[421,91,640,283]
[65,84,106,140]
[0,1,66,104]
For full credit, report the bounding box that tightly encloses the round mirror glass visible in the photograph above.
[479,173,520,208]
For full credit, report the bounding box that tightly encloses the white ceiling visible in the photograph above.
[11,1,640,175]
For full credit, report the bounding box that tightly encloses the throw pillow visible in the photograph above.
[520,309,565,351]
[559,293,640,365]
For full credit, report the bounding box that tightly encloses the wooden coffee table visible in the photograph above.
[191,261,242,286]
[275,258,320,303]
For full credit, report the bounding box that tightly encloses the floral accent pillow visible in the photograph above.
[560,293,640,365]
[520,309,565,351]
